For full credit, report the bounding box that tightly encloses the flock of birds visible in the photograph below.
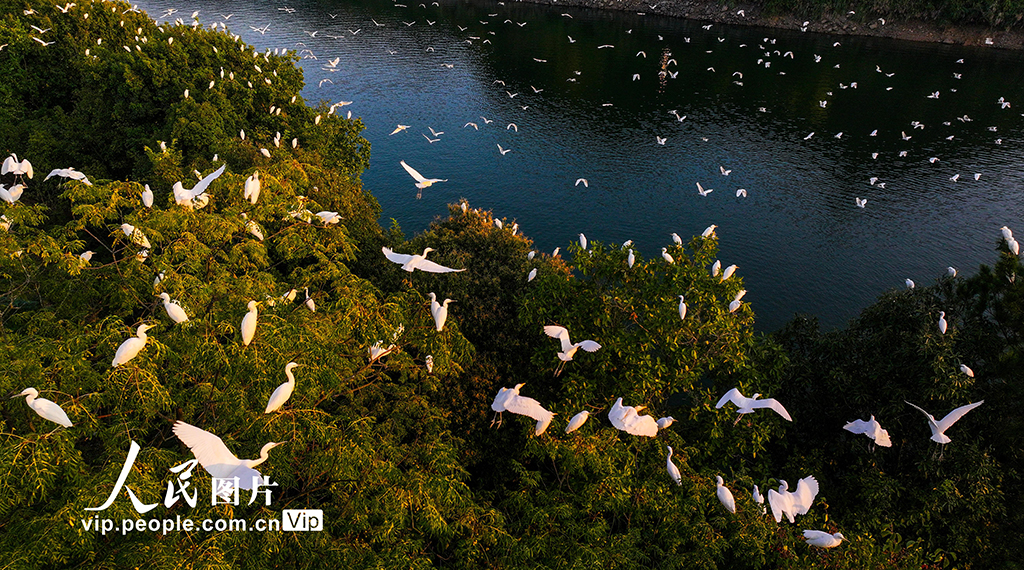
[4,0,1006,549]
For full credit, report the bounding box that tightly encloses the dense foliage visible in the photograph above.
[754,0,1024,28]
[0,2,1020,569]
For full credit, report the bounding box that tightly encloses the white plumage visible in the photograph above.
[843,415,892,447]
[12,388,72,428]
[768,476,819,523]
[716,387,792,423]
[382,246,465,273]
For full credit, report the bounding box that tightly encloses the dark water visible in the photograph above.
[136,0,1024,330]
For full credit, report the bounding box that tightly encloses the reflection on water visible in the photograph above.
[136,0,1024,330]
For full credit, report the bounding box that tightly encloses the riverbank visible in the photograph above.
[520,0,1024,49]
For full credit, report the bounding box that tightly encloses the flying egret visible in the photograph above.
[843,416,892,447]
[768,476,819,523]
[607,397,659,436]
[400,160,447,189]
[120,223,151,249]
[489,383,555,434]
[938,311,948,334]
[173,164,226,209]
[657,416,676,429]
[905,400,983,453]
[158,292,189,323]
[172,421,285,495]
[678,296,687,320]
[543,325,601,376]
[12,388,72,428]
[716,476,736,513]
[243,171,261,204]
[565,410,590,433]
[1,154,33,178]
[382,247,465,273]
[428,292,454,331]
[960,364,974,377]
[112,324,156,367]
[265,362,300,413]
[666,446,682,485]
[662,248,674,264]
[803,530,845,548]
[241,300,260,346]
[716,388,792,423]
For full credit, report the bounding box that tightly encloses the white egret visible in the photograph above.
[527,268,537,282]
[843,415,892,447]
[243,171,261,204]
[43,167,91,186]
[173,164,226,208]
[241,300,260,346]
[12,388,72,428]
[425,355,434,373]
[265,362,300,413]
[2,154,33,178]
[696,182,713,196]
[678,296,687,320]
[716,476,736,513]
[960,364,974,377]
[752,485,766,513]
[608,397,659,437]
[736,188,748,198]
[400,160,447,189]
[671,232,682,244]
[390,125,410,135]
[702,224,718,238]
[382,247,465,273]
[721,264,737,281]
[158,292,189,323]
[666,446,682,485]
[657,416,676,429]
[948,266,958,277]
[428,292,454,331]
[141,184,153,208]
[120,223,151,249]
[304,288,315,312]
[905,278,915,289]
[1009,237,1021,256]
[716,388,792,423]
[172,421,285,494]
[1000,226,1013,241]
[938,311,948,334]
[579,233,587,249]
[768,476,818,523]
[905,400,983,451]
[662,248,674,264]
[241,213,264,241]
[489,383,555,434]
[804,530,845,548]
[627,249,635,268]
[315,211,341,225]
[552,247,560,257]
[112,324,156,367]
[565,410,590,433]
[369,342,396,362]
[0,184,23,204]
[543,325,601,376]
[711,260,721,277]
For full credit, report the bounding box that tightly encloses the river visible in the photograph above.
[133,0,1024,330]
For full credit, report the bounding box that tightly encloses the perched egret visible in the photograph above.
[120,223,151,249]
[243,171,261,204]
[661,248,674,264]
[803,530,845,548]
[716,476,736,513]
[172,421,285,495]
[158,292,189,323]
[565,410,590,433]
[702,224,718,238]
[721,264,738,281]
[843,416,892,447]
[938,311,948,334]
[265,362,300,413]
[947,266,958,277]
[666,446,682,485]
[905,400,983,453]
[428,292,454,331]
[304,288,315,312]
[12,388,72,428]
[716,388,792,423]
[752,485,766,513]
[141,184,153,208]
[905,278,915,289]
[678,296,687,320]
[960,364,974,377]
[241,300,260,346]
[543,325,601,376]
[671,232,682,244]
[627,249,635,268]
[172,164,226,209]
[711,260,721,277]
[382,247,465,273]
[112,324,156,367]
[768,476,819,523]
[527,268,537,282]
[657,416,676,429]
[369,341,396,362]
[579,233,587,249]
[315,211,341,225]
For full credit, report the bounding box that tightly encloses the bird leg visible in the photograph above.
[732,414,743,426]
[490,412,503,428]
[553,361,565,377]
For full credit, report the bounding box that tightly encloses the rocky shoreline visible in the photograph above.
[519,0,1024,49]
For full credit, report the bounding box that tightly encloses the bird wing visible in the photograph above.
[935,401,984,432]
[35,398,73,427]
[543,325,573,352]
[414,258,465,273]
[750,397,792,421]
[792,476,819,515]
[400,160,428,182]
[265,382,294,413]
[802,530,832,541]
[172,421,242,479]
[503,394,553,422]
[623,412,659,437]
[715,387,743,409]
[382,246,415,265]
[766,489,787,522]
[843,419,873,435]
[577,340,601,352]
[608,398,626,429]
[189,164,227,197]
[904,401,936,424]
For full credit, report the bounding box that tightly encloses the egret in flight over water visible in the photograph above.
[12,388,72,428]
